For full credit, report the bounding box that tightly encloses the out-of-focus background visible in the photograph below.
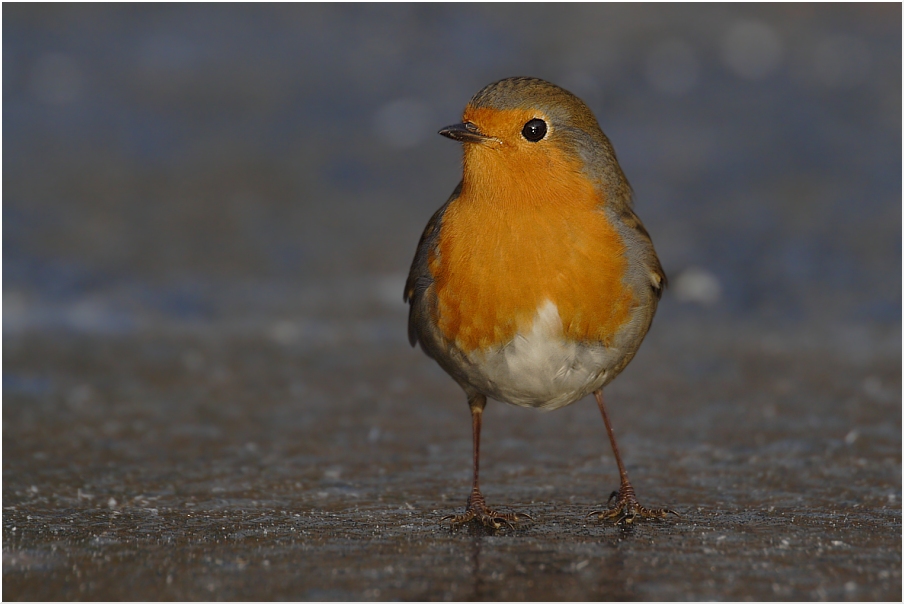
[4,4,901,601]
[4,3,901,328]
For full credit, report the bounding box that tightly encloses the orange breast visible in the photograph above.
[430,141,636,354]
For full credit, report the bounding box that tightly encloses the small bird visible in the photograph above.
[404,76,674,527]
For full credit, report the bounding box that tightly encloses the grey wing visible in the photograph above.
[614,202,667,298]
[403,181,462,349]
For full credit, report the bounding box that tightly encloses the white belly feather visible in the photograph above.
[467,300,620,410]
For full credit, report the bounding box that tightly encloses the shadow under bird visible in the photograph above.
[405,76,676,528]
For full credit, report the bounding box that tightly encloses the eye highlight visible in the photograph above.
[521,118,547,142]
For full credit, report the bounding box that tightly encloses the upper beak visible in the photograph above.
[438,121,491,144]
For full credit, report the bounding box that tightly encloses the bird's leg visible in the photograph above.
[442,394,531,529]
[588,389,677,524]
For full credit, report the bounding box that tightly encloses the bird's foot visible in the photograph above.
[442,489,532,530]
[587,484,678,525]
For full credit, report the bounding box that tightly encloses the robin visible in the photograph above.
[404,76,675,528]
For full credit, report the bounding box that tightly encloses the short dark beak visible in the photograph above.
[438,122,490,144]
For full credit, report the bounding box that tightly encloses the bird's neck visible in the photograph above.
[459,145,604,213]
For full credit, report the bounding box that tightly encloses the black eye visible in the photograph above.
[521,118,547,142]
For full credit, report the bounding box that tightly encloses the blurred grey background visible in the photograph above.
[4,4,901,601]
[4,3,900,334]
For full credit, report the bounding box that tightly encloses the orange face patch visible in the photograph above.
[429,107,635,354]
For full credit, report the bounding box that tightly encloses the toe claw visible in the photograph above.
[441,497,529,530]
[590,486,677,525]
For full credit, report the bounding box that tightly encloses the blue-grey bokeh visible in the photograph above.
[4,4,900,336]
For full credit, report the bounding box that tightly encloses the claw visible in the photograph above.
[441,493,531,530]
[589,485,678,525]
